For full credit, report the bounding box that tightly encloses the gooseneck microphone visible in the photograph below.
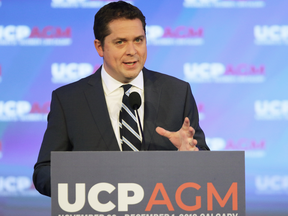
[129,92,146,151]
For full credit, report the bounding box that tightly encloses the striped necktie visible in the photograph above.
[119,84,142,151]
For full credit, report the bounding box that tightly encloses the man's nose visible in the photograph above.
[126,42,137,55]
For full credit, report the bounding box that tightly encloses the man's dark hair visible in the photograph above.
[93,1,146,48]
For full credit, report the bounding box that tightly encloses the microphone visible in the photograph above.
[129,92,141,109]
[129,92,146,151]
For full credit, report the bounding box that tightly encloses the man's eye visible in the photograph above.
[116,41,123,44]
[135,38,142,43]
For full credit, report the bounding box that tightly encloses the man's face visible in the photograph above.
[94,18,147,83]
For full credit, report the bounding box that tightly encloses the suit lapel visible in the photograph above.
[82,67,161,151]
[84,67,120,151]
[143,68,161,149]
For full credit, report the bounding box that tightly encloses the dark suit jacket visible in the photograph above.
[33,67,209,196]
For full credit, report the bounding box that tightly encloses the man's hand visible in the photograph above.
[156,117,199,151]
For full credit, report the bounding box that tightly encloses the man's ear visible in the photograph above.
[94,39,104,57]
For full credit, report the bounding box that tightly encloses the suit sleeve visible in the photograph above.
[33,90,72,197]
[184,83,210,150]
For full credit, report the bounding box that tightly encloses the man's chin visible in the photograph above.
[121,71,141,83]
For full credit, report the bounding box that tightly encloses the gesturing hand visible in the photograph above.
[156,117,199,151]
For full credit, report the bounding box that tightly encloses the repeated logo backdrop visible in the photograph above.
[0,0,287,216]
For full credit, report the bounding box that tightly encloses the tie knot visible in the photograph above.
[122,84,132,95]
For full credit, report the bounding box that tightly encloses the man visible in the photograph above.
[33,0,209,197]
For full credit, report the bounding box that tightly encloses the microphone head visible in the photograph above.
[129,92,141,110]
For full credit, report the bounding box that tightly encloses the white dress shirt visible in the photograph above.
[101,66,144,151]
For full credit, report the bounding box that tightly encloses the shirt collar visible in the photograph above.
[101,65,144,95]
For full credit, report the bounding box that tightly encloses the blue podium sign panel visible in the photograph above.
[51,151,245,216]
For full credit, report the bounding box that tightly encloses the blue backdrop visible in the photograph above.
[0,0,287,215]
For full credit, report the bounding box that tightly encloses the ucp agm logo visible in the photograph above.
[184,63,265,83]
[0,25,72,46]
[146,25,204,46]
[254,25,288,45]
[183,0,265,8]
[51,0,134,8]
[51,63,96,84]
[0,101,49,122]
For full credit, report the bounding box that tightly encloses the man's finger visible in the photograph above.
[188,126,195,137]
[188,139,197,147]
[182,117,190,130]
[156,126,172,138]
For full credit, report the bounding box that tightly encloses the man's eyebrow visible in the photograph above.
[135,35,145,39]
[112,35,145,42]
[112,37,127,42]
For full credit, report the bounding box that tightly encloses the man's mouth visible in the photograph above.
[124,61,137,66]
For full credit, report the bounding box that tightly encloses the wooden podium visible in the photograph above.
[51,151,245,215]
